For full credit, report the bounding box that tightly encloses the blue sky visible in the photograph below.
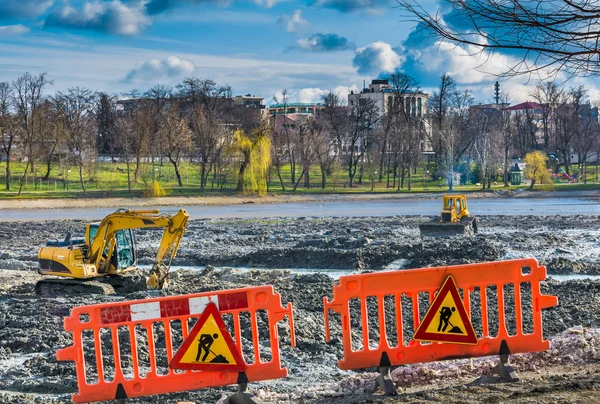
[0,0,598,104]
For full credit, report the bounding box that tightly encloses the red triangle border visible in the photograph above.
[169,302,246,371]
[413,275,478,345]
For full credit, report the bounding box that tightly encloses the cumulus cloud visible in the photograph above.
[0,0,54,20]
[353,41,404,76]
[308,0,390,12]
[275,85,359,104]
[125,55,195,83]
[0,25,31,37]
[45,1,151,36]
[278,9,308,33]
[295,33,354,52]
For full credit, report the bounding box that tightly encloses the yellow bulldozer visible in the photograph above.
[37,208,189,296]
[419,194,478,237]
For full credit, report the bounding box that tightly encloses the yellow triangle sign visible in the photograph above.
[169,303,245,371]
[413,275,478,345]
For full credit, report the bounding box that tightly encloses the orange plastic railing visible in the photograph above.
[57,286,295,403]
[323,259,558,370]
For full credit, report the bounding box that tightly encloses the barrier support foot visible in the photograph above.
[493,340,520,382]
[376,366,398,396]
[228,373,264,404]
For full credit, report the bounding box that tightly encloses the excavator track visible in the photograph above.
[419,217,479,237]
[35,278,115,297]
[35,272,148,297]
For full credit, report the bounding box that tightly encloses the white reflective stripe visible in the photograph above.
[130,302,161,321]
[189,295,219,314]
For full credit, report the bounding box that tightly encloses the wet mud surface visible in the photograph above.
[0,215,599,403]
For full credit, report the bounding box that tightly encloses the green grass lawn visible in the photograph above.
[0,160,598,199]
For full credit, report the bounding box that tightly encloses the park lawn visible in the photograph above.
[0,160,599,198]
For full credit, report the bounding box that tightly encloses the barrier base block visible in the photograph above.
[376,366,398,396]
[494,341,520,382]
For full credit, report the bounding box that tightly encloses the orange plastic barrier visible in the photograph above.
[57,286,295,403]
[323,259,558,370]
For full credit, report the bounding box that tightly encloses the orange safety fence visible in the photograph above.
[57,286,295,403]
[323,258,558,370]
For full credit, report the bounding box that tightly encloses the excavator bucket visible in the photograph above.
[419,216,478,238]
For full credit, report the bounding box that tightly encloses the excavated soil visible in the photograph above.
[0,215,600,403]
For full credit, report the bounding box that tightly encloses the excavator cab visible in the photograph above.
[86,224,136,271]
[419,194,478,237]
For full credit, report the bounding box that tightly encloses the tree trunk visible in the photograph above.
[321,166,327,189]
[529,178,536,190]
[78,163,86,193]
[200,162,207,190]
[237,152,250,192]
[276,165,286,191]
[5,156,10,191]
[43,157,52,181]
[407,168,412,191]
[503,144,509,187]
[171,158,183,187]
[17,161,31,196]
[304,166,310,188]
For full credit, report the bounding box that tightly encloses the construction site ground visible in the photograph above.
[1,212,600,403]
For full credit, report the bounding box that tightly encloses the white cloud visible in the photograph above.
[353,41,403,75]
[125,55,196,83]
[277,85,359,104]
[45,1,150,36]
[0,25,30,37]
[278,9,308,33]
[253,0,289,7]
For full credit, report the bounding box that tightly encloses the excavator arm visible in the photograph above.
[87,208,189,289]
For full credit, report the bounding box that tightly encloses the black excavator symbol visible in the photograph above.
[195,333,230,364]
[438,306,464,334]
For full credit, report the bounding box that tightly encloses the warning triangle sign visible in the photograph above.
[169,302,246,371]
[413,275,478,345]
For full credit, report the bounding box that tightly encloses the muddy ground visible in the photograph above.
[0,215,599,403]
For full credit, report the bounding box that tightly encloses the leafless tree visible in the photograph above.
[530,82,563,152]
[273,89,299,184]
[290,116,323,191]
[398,0,600,77]
[54,87,98,193]
[159,106,193,187]
[378,71,420,184]
[12,72,54,195]
[0,82,18,190]
[39,99,66,181]
[343,95,379,187]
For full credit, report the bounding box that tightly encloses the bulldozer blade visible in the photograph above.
[419,222,472,237]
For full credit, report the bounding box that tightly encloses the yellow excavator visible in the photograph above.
[419,194,478,237]
[36,208,189,296]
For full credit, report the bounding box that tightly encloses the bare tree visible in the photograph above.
[159,106,193,187]
[530,82,562,152]
[273,89,299,184]
[54,87,98,193]
[428,73,456,177]
[12,72,53,195]
[38,99,65,181]
[0,82,17,190]
[344,95,379,187]
[398,0,600,77]
[378,71,420,184]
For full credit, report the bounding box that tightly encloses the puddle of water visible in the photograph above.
[143,265,600,282]
[548,274,600,282]
[141,265,356,279]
